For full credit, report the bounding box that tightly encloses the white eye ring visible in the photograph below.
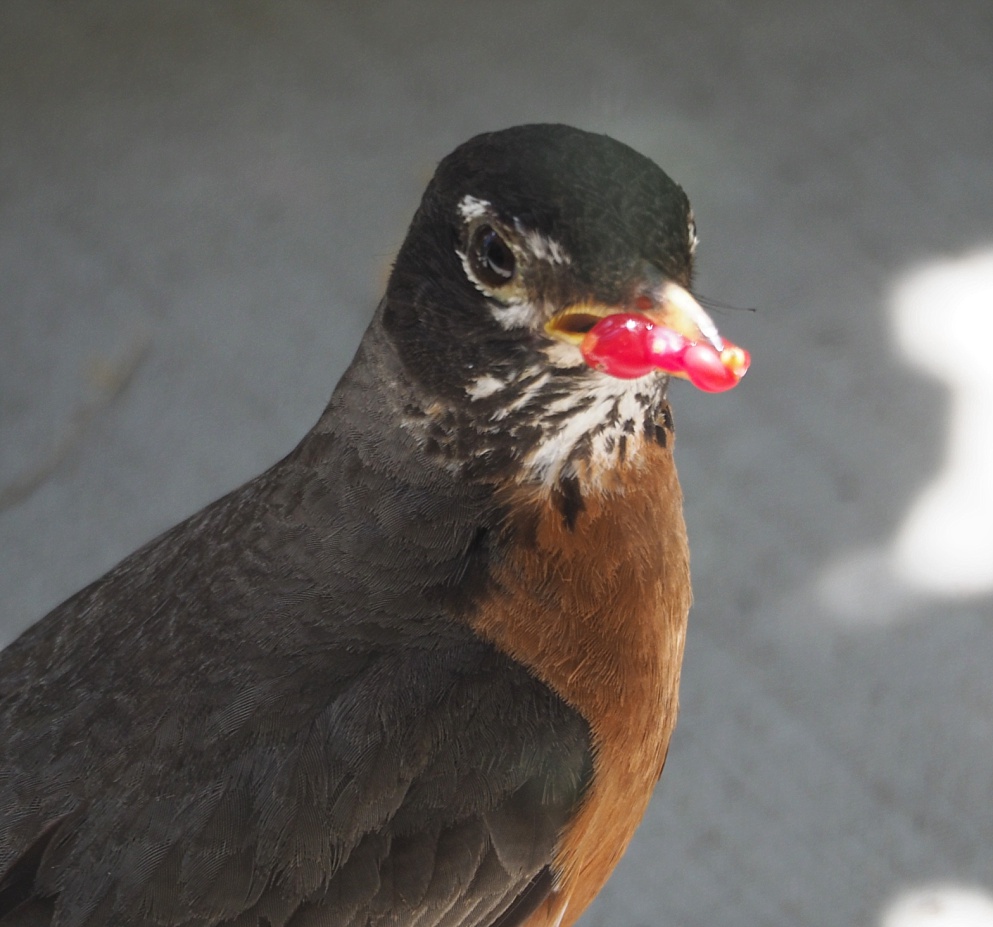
[468,225,516,288]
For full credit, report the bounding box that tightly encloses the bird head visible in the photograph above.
[380,125,747,485]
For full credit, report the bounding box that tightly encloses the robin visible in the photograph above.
[0,125,747,927]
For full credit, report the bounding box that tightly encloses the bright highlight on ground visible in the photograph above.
[890,249,993,596]
[882,885,993,927]
[818,248,993,618]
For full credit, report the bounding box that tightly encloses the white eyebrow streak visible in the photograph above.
[458,195,492,221]
[517,222,572,266]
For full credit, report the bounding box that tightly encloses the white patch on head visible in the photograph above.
[488,297,535,330]
[516,221,572,266]
[466,374,507,401]
[687,211,699,255]
[458,195,492,221]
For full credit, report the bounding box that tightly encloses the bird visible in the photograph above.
[0,124,747,927]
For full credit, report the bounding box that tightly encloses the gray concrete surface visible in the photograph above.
[2,3,991,926]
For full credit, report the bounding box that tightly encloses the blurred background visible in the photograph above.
[1,3,991,925]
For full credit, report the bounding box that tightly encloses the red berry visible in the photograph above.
[647,327,690,372]
[580,313,750,393]
[682,343,739,392]
[581,314,656,379]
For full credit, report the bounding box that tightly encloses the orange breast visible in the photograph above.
[472,436,691,927]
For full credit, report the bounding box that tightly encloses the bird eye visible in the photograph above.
[468,225,516,288]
